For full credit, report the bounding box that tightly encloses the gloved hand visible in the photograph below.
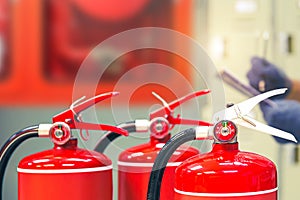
[260,100,300,144]
[247,56,292,99]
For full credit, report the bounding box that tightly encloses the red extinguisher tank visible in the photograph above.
[0,92,128,200]
[118,134,199,200]
[147,90,297,200]
[18,138,113,200]
[16,119,123,200]
[175,143,277,200]
[174,121,277,200]
[117,90,212,200]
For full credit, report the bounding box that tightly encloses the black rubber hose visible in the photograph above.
[147,128,196,200]
[0,125,39,200]
[94,121,136,153]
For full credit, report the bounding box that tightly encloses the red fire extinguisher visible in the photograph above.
[0,92,128,200]
[95,90,212,200]
[147,88,297,200]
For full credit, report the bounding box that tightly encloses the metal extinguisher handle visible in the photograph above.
[148,89,212,139]
[94,90,212,153]
[52,91,128,136]
[195,88,297,143]
[212,88,296,142]
[0,91,129,200]
[150,89,213,126]
[147,89,298,200]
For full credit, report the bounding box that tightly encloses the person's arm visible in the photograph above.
[247,56,292,100]
[260,99,300,144]
[287,80,300,102]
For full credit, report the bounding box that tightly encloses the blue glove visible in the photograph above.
[260,100,300,144]
[247,56,292,99]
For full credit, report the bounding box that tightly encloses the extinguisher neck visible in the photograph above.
[212,142,239,151]
[150,133,171,144]
[54,138,78,149]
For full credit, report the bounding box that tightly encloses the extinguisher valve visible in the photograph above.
[149,117,170,139]
[52,92,129,138]
[149,90,213,139]
[50,122,72,145]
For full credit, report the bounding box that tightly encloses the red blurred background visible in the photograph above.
[0,0,194,106]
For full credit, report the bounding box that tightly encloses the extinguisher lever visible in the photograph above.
[150,89,212,127]
[52,92,129,136]
[212,88,288,123]
[211,88,297,143]
[73,122,128,136]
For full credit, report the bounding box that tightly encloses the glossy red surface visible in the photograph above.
[118,135,199,200]
[18,138,112,200]
[18,139,111,169]
[18,170,112,200]
[174,192,276,200]
[175,143,277,196]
